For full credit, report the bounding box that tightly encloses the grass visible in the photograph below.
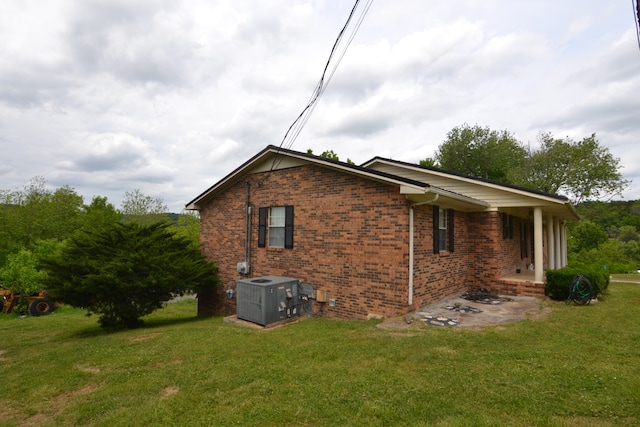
[1,284,639,427]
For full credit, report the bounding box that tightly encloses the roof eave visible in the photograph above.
[186,146,433,210]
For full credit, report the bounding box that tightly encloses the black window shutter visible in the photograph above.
[448,208,455,252]
[284,205,294,249]
[258,207,267,248]
[433,205,440,254]
[520,221,528,259]
[509,215,514,239]
[502,212,508,239]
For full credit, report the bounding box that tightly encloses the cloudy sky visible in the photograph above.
[1,0,639,212]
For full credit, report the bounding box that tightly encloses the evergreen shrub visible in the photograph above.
[546,267,609,301]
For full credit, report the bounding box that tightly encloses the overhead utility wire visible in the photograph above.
[271,0,373,170]
[285,0,374,150]
[634,0,640,51]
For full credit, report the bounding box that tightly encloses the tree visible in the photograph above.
[568,239,636,274]
[0,190,23,265]
[120,189,168,225]
[419,158,439,168]
[618,240,640,266]
[48,186,85,240]
[307,148,355,164]
[13,176,51,246]
[81,196,121,232]
[40,222,219,328]
[0,177,84,250]
[428,124,527,182]
[618,225,640,243]
[512,133,629,203]
[169,210,201,249]
[568,220,608,253]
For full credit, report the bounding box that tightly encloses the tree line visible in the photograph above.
[0,176,199,263]
[570,201,640,274]
[0,176,212,327]
[420,124,629,204]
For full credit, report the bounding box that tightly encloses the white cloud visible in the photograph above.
[0,0,638,210]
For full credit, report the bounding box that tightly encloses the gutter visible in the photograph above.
[408,193,439,306]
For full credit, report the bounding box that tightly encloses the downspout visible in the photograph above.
[244,182,251,272]
[409,193,439,306]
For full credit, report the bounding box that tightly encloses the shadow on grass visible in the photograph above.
[66,314,220,338]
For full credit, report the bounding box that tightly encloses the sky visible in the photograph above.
[1,0,639,212]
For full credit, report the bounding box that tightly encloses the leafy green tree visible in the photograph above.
[12,176,51,246]
[81,196,121,232]
[40,222,219,328]
[427,126,629,203]
[0,177,84,249]
[428,124,527,182]
[0,191,22,265]
[169,210,201,248]
[512,133,629,203]
[618,240,640,266]
[618,225,640,243]
[419,158,439,168]
[569,239,636,274]
[576,200,626,237]
[120,189,168,225]
[48,186,85,240]
[568,220,608,253]
[307,148,355,164]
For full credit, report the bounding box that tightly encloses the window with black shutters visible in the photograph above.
[258,206,294,249]
[433,205,454,253]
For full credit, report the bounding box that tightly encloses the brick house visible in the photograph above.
[186,145,579,320]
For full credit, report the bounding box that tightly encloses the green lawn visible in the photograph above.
[1,283,639,427]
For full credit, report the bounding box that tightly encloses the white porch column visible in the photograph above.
[554,219,562,268]
[547,214,555,270]
[562,222,568,267]
[533,207,544,283]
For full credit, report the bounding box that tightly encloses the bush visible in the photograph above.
[546,267,609,301]
[40,222,219,328]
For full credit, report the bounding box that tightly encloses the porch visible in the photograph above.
[493,270,546,297]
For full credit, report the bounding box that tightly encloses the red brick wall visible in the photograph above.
[199,164,411,319]
[410,206,471,308]
[198,163,543,319]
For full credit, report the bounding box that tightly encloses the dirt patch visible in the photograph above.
[21,384,101,426]
[78,365,101,374]
[378,295,551,331]
[128,332,162,342]
[161,386,180,398]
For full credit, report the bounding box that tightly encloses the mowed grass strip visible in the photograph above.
[1,283,638,426]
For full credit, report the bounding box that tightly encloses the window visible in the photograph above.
[433,205,454,253]
[258,206,294,248]
[438,208,448,251]
[268,207,285,247]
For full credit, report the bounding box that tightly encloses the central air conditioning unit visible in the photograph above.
[236,276,300,326]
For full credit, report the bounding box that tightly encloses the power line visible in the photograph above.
[271,0,373,169]
[285,0,374,151]
[634,0,640,51]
